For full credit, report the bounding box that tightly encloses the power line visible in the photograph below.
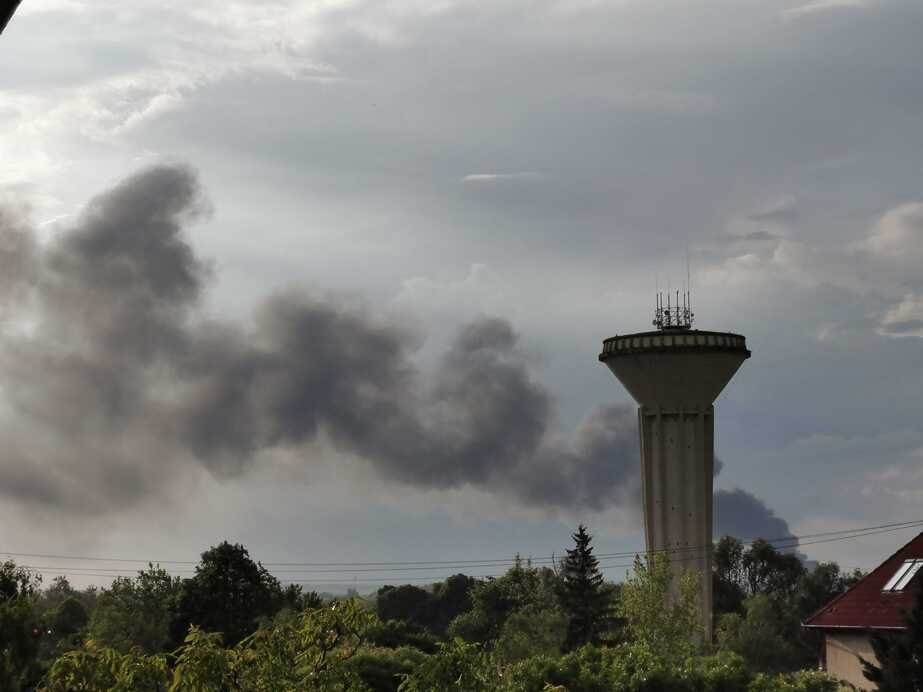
[13,519,915,585]
[4,518,920,569]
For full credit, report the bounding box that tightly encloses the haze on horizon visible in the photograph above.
[1,0,922,585]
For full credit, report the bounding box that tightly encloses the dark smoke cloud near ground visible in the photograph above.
[0,164,642,516]
[714,488,793,543]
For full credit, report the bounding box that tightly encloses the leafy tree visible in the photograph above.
[40,642,170,692]
[170,542,282,648]
[714,535,747,617]
[717,594,798,674]
[347,645,428,692]
[377,584,432,629]
[494,608,568,664]
[398,638,491,692]
[742,540,805,602]
[41,577,76,611]
[377,574,476,637]
[0,560,43,691]
[617,551,701,662]
[862,582,923,691]
[45,600,375,691]
[448,559,562,644]
[713,537,807,615]
[560,525,609,650]
[429,574,477,635]
[50,597,87,638]
[367,619,439,653]
[88,564,181,654]
[277,583,322,612]
[787,562,864,669]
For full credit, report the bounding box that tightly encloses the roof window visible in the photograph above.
[883,559,923,592]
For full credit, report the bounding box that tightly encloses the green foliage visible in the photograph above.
[50,597,89,638]
[376,573,476,637]
[170,627,236,690]
[277,583,322,612]
[713,536,861,671]
[0,560,43,691]
[560,525,610,650]
[346,646,429,692]
[449,559,563,644]
[717,594,798,674]
[376,585,431,629]
[617,552,701,661]
[40,642,170,692]
[20,534,855,691]
[496,644,750,692]
[742,540,806,602]
[43,600,377,691]
[398,638,492,692]
[713,536,808,615]
[367,619,439,653]
[494,607,569,664]
[88,564,181,654]
[714,536,747,616]
[747,669,843,692]
[170,542,282,648]
[232,599,374,690]
[41,577,79,612]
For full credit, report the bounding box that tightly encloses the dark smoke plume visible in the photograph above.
[0,165,640,515]
[714,488,793,541]
[715,488,804,558]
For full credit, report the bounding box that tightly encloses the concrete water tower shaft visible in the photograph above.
[598,294,750,638]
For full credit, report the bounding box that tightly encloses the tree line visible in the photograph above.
[0,525,915,690]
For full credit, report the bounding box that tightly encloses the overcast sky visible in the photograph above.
[1,0,923,588]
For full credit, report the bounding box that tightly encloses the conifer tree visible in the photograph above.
[862,581,923,691]
[560,524,609,650]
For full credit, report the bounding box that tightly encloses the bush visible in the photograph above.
[347,646,429,692]
[717,594,799,674]
[40,643,169,692]
[398,638,493,692]
[747,669,843,692]
[494,608,568,664]
[367,619,439,653]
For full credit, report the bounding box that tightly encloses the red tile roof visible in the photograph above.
[804,531,923,630]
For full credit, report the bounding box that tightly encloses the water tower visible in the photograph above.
[598,293,750,638]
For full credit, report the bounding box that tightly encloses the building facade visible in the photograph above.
[804,531,923,690]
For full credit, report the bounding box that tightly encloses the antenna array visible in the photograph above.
[653,290,694,330]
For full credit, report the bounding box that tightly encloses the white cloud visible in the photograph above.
[862,462,923,500]
[878,293,923,338]
[784,0,869,19]
[461,172,544,183]
[392,263,508,327]
[0,1,342,188]
[856,202,923,263]
[16,0,88,14]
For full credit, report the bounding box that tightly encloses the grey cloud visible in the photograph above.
[0,164,641,515]
[748,207,798,225]
[880,319,923,335]
[740,231,780,242]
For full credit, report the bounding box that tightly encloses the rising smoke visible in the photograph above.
[0,164,792,544]
[0,165,641,515]
[714,488,794,542]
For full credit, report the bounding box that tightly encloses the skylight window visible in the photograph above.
[883,559,923,592]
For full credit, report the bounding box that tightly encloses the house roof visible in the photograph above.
[804,531,923,631]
